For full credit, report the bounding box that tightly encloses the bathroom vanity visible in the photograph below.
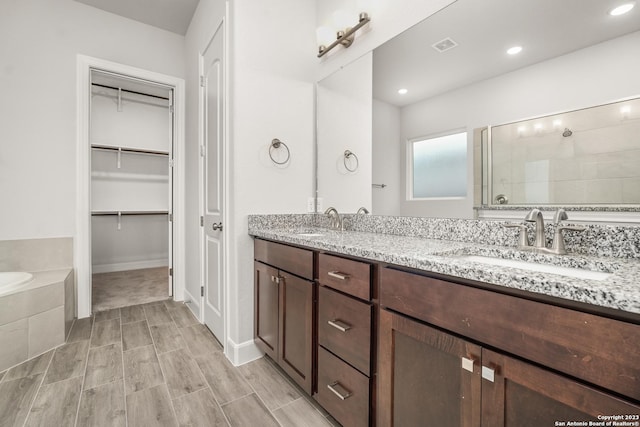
[250,215,640,426]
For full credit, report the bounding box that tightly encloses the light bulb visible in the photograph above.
[398,88,408,95]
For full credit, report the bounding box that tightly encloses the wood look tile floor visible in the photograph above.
[0,299,337,427]
[92,268,170,312]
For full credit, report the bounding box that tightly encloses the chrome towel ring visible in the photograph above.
[269,138,290,165]
[343,150,359,172]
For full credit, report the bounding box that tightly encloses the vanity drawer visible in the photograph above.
[254,239,313,280]
[315,346,369,427]
[318,286,372,375]
[318,253,371,301]
[379,267,640,401]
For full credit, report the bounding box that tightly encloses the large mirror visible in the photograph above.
[317,0,640,217]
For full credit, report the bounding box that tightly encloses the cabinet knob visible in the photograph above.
[327,319,352,332]
[212,222,223,231]
[328,271,350,280]
[327,381,352,400]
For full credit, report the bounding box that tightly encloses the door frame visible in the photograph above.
[198,16,230,350]
[76,54,186,318]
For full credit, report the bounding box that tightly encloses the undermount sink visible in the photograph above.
[458,255,612,281]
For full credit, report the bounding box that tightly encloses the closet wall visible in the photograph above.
[90,71,173,275]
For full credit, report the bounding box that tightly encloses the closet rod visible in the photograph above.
[91,144,169,156]
[91,211,169,216]
[91,83,170,100]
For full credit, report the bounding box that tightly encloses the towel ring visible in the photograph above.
[269,138,290,165]
[343,150,359,172]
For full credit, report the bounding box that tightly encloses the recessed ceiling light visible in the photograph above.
[610,2,635,15]
[507,46,523,55]
[398,88,408,95]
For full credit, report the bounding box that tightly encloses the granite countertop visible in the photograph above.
[249,226,640,316]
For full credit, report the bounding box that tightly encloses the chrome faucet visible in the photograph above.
[505,208,584,255]
[356,207,370,214]
[524,208,546,248]
[324,207,343,231]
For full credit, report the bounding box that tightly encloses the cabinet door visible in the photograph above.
[279,272,314,394]
[481,348,640,426]
[254,262,279,360]
[378,309,481,427]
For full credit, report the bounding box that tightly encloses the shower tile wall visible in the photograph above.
[491,98,640,205]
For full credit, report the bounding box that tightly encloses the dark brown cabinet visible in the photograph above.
[254,240,314,394]
[315,253,374,427]
[378,267,640,427]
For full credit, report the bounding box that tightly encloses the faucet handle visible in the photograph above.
[504,223,529,248]
[551,225,585,254]
[553,208,568,224]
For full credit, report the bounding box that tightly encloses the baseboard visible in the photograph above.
[225,337,263,366]
[183,288,201,321]
[91,259,168,274]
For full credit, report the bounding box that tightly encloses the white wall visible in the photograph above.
[228,0,316,363]
[186,0,316,364]
[372,99,401,215]
[400,30,640,218]
[317,53,372,213]
[0,0,186,241]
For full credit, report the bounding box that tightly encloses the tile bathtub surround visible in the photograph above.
[248,214,640,259]
[0,299,337,427]
[0,237,73,271]
[0,269,74,372]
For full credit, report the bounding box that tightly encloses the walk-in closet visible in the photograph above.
[89,70,174,312]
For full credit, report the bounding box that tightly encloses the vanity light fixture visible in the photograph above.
[507,46,523,55]
[609,2,635,15]
[317,12,371,58]
[398,88,408,95]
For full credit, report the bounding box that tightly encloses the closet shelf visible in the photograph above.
[91,210,169,216]
[91,144,169,156]
[91,171,169,182]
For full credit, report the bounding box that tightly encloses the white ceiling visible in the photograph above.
[373,0,640,107]
[74,0,200,35]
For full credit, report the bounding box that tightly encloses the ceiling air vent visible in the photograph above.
[432,37,458,53]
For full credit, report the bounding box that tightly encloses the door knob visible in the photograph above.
[212,222,223,231]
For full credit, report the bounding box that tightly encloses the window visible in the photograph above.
[410,131,467,199]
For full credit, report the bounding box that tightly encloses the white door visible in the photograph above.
[202,22,225,343]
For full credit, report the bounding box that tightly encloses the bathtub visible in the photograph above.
[0,272,34,296]
[0,268,74,372]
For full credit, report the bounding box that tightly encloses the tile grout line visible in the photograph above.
[143,302,180,426]
[120,308,129,427]
[72,315,96,427]
[20,342,57,427]
[171,303,233,426]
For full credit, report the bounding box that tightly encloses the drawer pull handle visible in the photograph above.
[482,366,495,383]
[327,381,352,400]
[328,271,350,280]
[327,319,352,332]
[461,357,475,373]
